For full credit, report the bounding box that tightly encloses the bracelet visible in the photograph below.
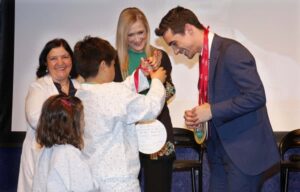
[150,141,175,160]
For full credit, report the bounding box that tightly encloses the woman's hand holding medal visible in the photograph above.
[140,50,162,76]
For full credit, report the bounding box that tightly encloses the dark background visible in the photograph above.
[0,0,25,147]
[0,1,24,191]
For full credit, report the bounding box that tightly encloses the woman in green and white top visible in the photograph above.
[115,7,176,192]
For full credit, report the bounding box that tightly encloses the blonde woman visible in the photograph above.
[115,7,176,192]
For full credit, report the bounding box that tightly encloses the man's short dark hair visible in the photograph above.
[155,6,205,36]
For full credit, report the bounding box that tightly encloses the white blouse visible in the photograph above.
[32,144,97,192]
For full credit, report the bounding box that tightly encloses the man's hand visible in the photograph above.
[184,103,212,129]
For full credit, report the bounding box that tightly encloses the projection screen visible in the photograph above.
[12,0,300,132]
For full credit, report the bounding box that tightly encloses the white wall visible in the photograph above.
[13,0,300,132]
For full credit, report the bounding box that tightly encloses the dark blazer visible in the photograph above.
[208,34,280,175]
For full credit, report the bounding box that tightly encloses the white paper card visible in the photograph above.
[136,120,167,154]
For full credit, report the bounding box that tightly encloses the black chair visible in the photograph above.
[279,129,300,192]
[172,127,205,192]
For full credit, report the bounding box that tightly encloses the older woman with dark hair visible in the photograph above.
[17,38,81,192]
[36,39,78,79]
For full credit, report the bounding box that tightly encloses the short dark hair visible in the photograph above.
[74,36,116,79]
[36,95,84,150]
[155,6,205,36]
[37,38,78,78]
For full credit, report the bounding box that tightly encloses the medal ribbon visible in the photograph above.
[134,64,150,92]
[198,27,209,105]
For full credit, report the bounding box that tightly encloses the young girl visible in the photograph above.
[32,95,97,192]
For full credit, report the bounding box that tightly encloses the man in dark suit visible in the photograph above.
[155,6,280,192]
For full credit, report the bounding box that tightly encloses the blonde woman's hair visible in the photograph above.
[116,7,154,78]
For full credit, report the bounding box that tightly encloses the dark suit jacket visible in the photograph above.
[208,34,280,175]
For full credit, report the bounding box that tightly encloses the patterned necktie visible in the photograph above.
[198,27,209,105]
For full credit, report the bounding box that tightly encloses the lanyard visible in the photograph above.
[198,27,209,105]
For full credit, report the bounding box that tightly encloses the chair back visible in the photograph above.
[173,127,204,160]
[173,128,200,149]
[172,127,204,192]
[279,129,300,160]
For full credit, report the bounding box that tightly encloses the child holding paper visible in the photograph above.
[74,36,166,192]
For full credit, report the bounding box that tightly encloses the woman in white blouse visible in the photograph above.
[17,38,81,192]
